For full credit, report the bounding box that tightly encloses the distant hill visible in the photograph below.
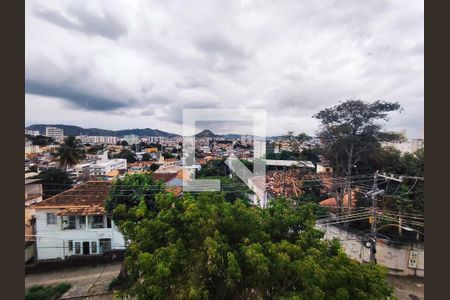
[223,133,244,139]
[196,129,218,138]
[195,130,246,139]
[26,124,179,137]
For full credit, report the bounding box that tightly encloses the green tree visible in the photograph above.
[114,149,137,163]
[150,164,160,172]
[34,168,73,199]
[197,159,229,177]
[86,144,105,154]
[313,100,403,213]
[162,152,176,159]
[58,136,84,171]
[105,173,165,220]
[107,179,394,299]
[27,135,55,146]
[313,100,403,177]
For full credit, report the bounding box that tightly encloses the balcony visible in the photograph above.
[61,215,112,230]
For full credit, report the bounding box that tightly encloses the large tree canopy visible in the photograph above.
[34,168,73,199]
[106,175,393,299]
[313,100,403,177]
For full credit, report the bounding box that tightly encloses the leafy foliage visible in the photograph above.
[314,100,403,176]
[34,168,73,199]
[197,159,230,177]
[142,153,151,161]
[162,152,176,159]
[107,179,393,299]
[85,144,105,154]
[113,148,137,163]
[105,173,165,221]
[57,136,85,171]
[25,283,71,300]
[26,135,55,146]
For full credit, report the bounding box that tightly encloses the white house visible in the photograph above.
[91,151,127,176]
[32,181,125,260]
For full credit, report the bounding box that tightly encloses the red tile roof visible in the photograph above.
[32,181,111,209]
[153,172,178,183]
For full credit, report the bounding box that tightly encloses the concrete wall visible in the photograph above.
[25,243,35,262]
[35,210,126,260]
[318,224,424,277]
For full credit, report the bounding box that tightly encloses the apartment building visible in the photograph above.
[45,127,64,142]
[123,134,140,145]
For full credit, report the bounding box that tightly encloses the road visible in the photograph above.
[388,275,424,300]
[25,262,424,299]
[25,262,122,299]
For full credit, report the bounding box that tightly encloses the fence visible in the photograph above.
[318,224,424,277]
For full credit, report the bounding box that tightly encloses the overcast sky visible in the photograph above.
[25,0,424,137]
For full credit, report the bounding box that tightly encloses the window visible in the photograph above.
[75,242,81,254]
[99,239,111,251]
[91,215,104,228]
[79,216,86,229]
[68,216,76,229]
[46,213,57,225]
[91,241,97,254]
[68,240,73,251]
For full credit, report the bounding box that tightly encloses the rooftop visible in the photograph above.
[32,181,111,210]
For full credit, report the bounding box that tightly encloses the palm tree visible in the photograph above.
[58,136,84,171]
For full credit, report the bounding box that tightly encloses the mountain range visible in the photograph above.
[26,124,179,138]
[25,124,258,139]
[195,129,246,139]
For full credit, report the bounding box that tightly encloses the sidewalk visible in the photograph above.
[25,262,122,299]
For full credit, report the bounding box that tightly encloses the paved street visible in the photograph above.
[25,262,122,299]
[388,275,425,300]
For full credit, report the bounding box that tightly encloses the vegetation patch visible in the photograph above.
[25,283,71,300]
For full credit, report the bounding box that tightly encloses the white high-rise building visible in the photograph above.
[124,134,140,145]
[253,140,266,159]
[45,127,64,142]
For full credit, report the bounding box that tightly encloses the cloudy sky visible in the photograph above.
[25,0,424,137]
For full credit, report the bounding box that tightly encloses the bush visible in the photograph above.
[25,283,71,300]
[108,277,120,291]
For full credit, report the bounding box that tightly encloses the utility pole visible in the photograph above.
[377,173,403,237]
[369,171,378,263]
[366,170,384,264]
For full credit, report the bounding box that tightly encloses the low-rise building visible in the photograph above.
[90,151,127,176]
[31,181,125,260]
[25,179,43,206]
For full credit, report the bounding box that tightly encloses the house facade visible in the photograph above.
[32,181,125,260]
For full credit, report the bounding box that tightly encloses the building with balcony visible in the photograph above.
[31,181,125,260]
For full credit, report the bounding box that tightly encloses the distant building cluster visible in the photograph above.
[79,135,118,145]
[382,129,424,153]
[23,126,330,262]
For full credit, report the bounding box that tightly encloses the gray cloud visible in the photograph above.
[25,0,423,136]
[33,4,127,40]
[140,109,153,116]
[25,80,130,111]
